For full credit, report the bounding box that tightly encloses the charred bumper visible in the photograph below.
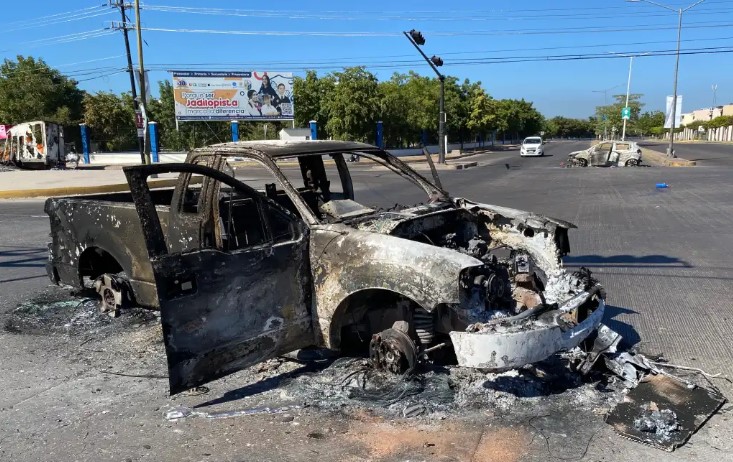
[449,291,605,370]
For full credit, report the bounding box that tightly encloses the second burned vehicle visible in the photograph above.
[567,140,642,167]
[46,141,606,394]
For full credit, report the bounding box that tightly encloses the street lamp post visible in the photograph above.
[610,52,650,141]
[627,0,705,157]
[404,29,446,163]
[592,84,623,140]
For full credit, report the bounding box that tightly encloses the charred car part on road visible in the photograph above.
[46,140,606,394]
[567,140,642,167]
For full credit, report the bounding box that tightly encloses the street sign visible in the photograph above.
[135,111,144,129]
[621,107,631,120]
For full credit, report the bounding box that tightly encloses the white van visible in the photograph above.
[520,136,544,157]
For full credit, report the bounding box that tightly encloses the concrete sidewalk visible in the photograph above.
[0,149,499,199]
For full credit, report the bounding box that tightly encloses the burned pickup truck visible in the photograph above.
[46,141,606,393]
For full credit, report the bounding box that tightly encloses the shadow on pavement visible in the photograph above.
[603,305,641,348]
[0,247,47,269]
[564,254,691,269]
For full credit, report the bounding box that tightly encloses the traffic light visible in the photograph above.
[430,55,444,67]
[409,29,425,45]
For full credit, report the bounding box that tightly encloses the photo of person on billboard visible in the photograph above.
[245,90,261,116]
[260,94,279,117]
[274,83,292,116]
[258,73,278,100]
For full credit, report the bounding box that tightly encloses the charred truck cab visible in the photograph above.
[48,141,605,394]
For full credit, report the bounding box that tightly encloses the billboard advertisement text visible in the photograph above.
[171,71,294,121]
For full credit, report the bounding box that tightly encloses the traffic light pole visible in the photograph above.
[439,75,445,163]
[403,31,446,164]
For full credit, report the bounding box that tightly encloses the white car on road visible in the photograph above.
[520,137,544,157]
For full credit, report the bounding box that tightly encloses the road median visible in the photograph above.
[641,148,696,167]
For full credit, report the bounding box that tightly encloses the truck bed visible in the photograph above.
[45,188,175,308]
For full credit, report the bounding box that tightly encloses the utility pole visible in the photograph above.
[134,0,150,164]
[113,1,146,165]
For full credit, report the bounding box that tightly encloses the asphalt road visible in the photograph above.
[640,140,733,166]
[1,140,732,461]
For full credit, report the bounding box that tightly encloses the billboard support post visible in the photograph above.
[149,122,159,163]
[79,123,90,165]
[309,120,317,141]
[231,120,239,142]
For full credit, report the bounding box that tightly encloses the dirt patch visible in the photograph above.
[347,419,530,461]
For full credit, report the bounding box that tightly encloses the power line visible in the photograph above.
[140,21,733,38]
[5,9,115,33]
[141,46,733,73]
[141,4,731,22]
[3,5,105,29]
[140,35,733,68]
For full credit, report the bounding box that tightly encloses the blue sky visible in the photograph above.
[3,0,733,118]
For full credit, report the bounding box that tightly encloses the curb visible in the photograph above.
[0,178,184,199]
[641,148,696,167]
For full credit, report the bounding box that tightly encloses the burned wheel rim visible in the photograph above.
[626,159,639,166]
[577,159,588,167]
[369,328,417,374]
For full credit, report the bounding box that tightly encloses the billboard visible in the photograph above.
[664,95,683,129]
[171,71,294,121]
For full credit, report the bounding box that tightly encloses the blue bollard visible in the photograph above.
[149,121,159,163]
[231,120,239,142]
[79,123,90,165]
[309,120,318,140]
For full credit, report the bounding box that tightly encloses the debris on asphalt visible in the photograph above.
[165,404,299,421]
[633,404,679,440]
[605,370,726,451]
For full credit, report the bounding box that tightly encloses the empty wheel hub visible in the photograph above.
[369,327,417,374]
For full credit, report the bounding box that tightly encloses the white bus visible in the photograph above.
[1,121,76,169]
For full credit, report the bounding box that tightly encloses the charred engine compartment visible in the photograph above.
[389,209,549,323]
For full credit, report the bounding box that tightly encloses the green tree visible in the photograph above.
[466,87,498,138]
[444,77,481,147]
[544,116,594,138]
[292,70,335,136]
[495,99,544,141]
[322,67,381,142]
[0,55,84,125]
[594,94,644,138]
[635,110,665,136]
[378,73,412,147]
[83,92,137,151]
